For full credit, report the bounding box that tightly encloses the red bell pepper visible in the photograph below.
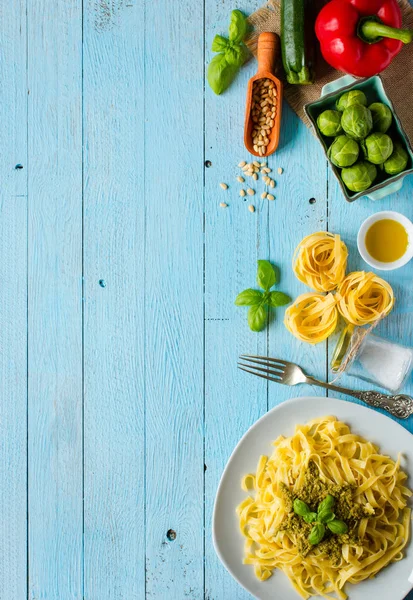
[315,0,413,77]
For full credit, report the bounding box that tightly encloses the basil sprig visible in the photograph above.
[235,260,291,332]
[293,494,348,546]
[207,10,250,95]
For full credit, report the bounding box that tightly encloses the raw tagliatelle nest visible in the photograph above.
[336,271,395,326]
[293,231,348,292]
[285,232,395,344]
[284,293,338,344]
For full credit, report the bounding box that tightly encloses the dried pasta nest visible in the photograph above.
[293,232,348,292]
[284,293,338,344]
[336,271,395,326]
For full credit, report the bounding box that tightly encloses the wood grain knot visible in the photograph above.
[204,160,212,168]
[309,197,316,204]
[166,529,176,541]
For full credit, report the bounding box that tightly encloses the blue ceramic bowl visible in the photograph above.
[304,75,413,202]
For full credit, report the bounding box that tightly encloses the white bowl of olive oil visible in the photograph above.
[358,211,413,270]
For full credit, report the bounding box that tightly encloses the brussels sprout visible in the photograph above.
[341,161,377,192]
[341,105,373,140]
[384,142,409,175]
[327,135,359,167]
[369,102,393,133]
[362,132,393,165]
[336,89,367,111]
[317,110,343,137]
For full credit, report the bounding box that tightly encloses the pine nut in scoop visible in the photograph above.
[244,33,283,157]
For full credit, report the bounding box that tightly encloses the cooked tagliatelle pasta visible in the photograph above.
[336,271,395,326]
[284,293,338,344]
[237,417,412,600]
[293,232,348,293]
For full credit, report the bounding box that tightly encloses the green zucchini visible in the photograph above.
[280,0,315,85]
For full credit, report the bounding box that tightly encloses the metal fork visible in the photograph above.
[238,355,413,420]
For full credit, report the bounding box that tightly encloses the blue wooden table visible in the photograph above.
[2,0,413,598]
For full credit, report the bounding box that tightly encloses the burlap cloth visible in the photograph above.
[246,0,413,144]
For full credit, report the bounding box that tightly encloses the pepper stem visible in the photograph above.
[361,18,413,44]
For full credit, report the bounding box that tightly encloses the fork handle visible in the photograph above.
[305,376,413,420]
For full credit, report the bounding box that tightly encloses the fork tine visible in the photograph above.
[238,362,283,379]
[238,366,283,384]
[240,355,289,367]
[239,356,286,372]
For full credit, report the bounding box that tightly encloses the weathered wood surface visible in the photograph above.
[1,0,413,598]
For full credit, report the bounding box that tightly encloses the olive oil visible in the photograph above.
[365,219,408,262]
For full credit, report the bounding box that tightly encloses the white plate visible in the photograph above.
[213,397,413,600]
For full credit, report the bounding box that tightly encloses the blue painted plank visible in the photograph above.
[0,0,28,596]
[204,3,273,598]
[27,0,83,596]
[267,106,328,406]
[82,0,145,597]
[143,0,204,597]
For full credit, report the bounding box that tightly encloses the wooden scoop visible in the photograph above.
[244,32,283,157]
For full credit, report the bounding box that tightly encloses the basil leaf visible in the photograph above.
[207,54,238,95]
[318,509,335,524]
[309,523,325,545]
[293,498,311,517]
[248,304,267,332]
[257,260,276,291]
[235,289,263,306]
[239,44,250,64]
[225,44,247,68]
[211,34,229,52]
[228,9,248,44]
[302,512,318,524]
[327,520,348,535]
[268,291,291,307]
[318,494,335,513]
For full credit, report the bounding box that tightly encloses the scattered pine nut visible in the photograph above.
[237,176,245,183]
[253,161,260,168]
[253,173,258,181]
[219,183,228,190]
[261,192,267,199]
[260,162,267,167]
[238,161,246,167]
[267,194,275,201]
[277,167,283,174]
[247,188,255,196]
[270,180,275,188]
[239,189,246,197]
[262,167,271,174]
[248,204,255,213]
[220,202,228,208]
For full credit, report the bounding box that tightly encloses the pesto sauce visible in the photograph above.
[279,461,373,559]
